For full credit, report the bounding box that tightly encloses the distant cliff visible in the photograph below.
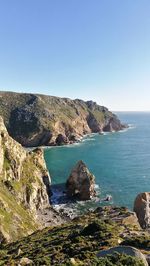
[0,91,126,147]
[0,116,51,243]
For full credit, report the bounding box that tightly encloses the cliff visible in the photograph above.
[0,91,126,147]
[0,116,51,243]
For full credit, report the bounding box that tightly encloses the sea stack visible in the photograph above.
[66,160,96,200]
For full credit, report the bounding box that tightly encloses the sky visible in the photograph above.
[0,0,150,111]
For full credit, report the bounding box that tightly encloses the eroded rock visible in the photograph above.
[66,160,96,200]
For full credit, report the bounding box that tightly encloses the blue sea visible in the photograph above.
[44,112,150,215]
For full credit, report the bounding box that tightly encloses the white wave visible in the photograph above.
[119,128,129,133]
[128,124,136,129]
[53,202,80,219]
[65,142,83,148]
[101,132,110,135]
[82,138,96,142]
[94,184,101,191]
[119,124,136,133]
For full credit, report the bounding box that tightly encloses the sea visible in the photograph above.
[44,112,150,216]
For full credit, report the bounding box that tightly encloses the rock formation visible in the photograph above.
[0,91,126,147]
[97,246,148,266]
[55,134,69,145]
[66,160,96,200]
[0,116,51,243]
[134,192,150,229]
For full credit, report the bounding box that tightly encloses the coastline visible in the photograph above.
[26,125,134,224]
[37,125,132,150]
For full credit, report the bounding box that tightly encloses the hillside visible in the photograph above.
[0,91,125,147]
[0,206,148,266]
[0,116,51,243]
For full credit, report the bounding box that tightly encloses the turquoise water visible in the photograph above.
[44,112,150,211]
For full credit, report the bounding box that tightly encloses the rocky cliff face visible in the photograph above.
[0,92,126,147]
[0,116,51,243]
[66,160,96,200]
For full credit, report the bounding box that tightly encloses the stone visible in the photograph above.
[66,160,96,200]
[97,246,148,266]
[134,192,150,229]
[19,257,33,265]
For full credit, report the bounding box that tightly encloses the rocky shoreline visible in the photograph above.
[2,104,150,265]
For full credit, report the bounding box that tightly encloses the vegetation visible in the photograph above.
[0,122,49,243]
[0,91,123,147]
[0,207,148,265]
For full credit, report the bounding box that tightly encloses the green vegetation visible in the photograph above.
[0,126,48,243]
[91,110,105,123]
[0,183,38,242]
[0,91,123,147]
[122,236,150,249]
[0,153,42,242]
[0,207,148,265]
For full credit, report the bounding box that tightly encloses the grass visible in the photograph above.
[0,207,148,265]
[0,133,48,243]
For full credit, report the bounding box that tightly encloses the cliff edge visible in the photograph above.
[0,92,126,147]
[0,116,51,243]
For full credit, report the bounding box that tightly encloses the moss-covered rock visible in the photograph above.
[0,117,51,243]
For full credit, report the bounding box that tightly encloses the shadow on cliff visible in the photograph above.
[50,183,77,205]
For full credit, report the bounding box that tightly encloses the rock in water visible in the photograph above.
[134,192,150,229]
[66,160,96,200]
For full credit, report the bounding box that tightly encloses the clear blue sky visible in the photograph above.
[0,0,150,111]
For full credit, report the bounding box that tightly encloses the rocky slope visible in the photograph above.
[0,91,126,147]
[0,206,149,266]
[0,116,51,243]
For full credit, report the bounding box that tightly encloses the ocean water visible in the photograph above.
[44,112,150,213]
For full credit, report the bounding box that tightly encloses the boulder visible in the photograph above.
[19,257,33,265]
[97,246,148,266]
[66,160,96,200]
[134,192,150,229]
